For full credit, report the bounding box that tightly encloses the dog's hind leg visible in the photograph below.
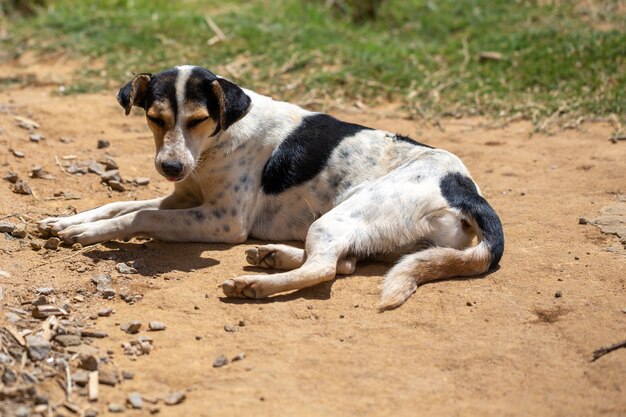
[245,244,356,274]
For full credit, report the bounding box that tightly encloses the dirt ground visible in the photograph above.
[1,60,625,417]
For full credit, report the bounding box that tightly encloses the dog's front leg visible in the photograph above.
[57,206,247,245]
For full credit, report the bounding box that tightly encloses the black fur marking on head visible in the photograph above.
[141,69,179,119]
[439,173,504,269]
[186,67,221,132]
[261,114,372,194]
[394,134,434,149]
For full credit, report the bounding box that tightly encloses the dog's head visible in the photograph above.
[117,66,251,182]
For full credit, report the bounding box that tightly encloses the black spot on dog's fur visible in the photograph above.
[394,134,434,148]
[440,173,504,269]
[261,114,372,194]
[190,210,205,222]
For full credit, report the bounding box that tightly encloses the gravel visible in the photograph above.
[213,355,229,368]
[25,335,51,361]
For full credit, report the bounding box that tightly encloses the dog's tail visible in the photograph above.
[379,173,504,311]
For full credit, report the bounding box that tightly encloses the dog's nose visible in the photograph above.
[161,160,183,177]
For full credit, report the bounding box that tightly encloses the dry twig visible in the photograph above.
[592,339,626,362]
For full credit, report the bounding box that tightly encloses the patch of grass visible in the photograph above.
[1,0,624,121]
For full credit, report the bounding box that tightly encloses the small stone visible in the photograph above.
[31,166,55,180]
[102,288,116,299]
[12,149,25,158]
[134,177,150,186]
[578,216,588,225]
[149,406,160,414]
[224,324,237,332]
[101,169,121,183]
[148,321,166,331]
[99,369,119,386]
[213,355,229,368]
[97,139,110,149]
[29,133,45,142]
[79,354,99,371]
[15,116,39,130]
[127,392,143,409]
[66,164,88,175]
[100,156,119,170]
[121,321,142,334]
[0,221,16,233]
[195,335,202,341]
[86,162,106,176]
[32,295,48,305]
[466,301,473,306]
[98,307,113,317]
[238,320,246,327]
[116,263,137,274]
[108,180,126,192]
[55,334,82,347]
[85,409,98,417]
[43,237,61,250]
[108,403,125,413]
[72,242,83,251]
[163,391,186,406]
[92,274,112,291]
[25,335,51,361]
[122,370,134,380]
[231,352,246,362]
[59,136,73,144]
[73,371,89,387]
[555,291,563,298]
[11,223,27,238]
[30,241,42,250]
[3,172,19,183]
[13,180,32,195]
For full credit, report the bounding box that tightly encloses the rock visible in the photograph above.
[101,169,121,183]
[163,391,186,406]
[102,288,116,299]
[134,177,150,186]
[98,307,113,317]
[0,221,15,233]
[72,243,83,251]
[116,263,137,274]
[3,171,19,183]
[121,321,142,334]
[43,237,61,250]
[80,330,108,338]
[92,274,113,295]
[149,406,160,414]
[79,354,99,371]
[108,180,126,192]
[73,371,89,387]
[13,180,32,195]
[66,164,88,175]
[108,403,125,413]
[32,304,68,319]
[15,116,39,130]
[85,409,98,417]
[59,136,73,144]
[31,166,55,180]
[29,133,44,142]
[30,241,42,250]
[578,216,588,225]
[97,139,110,149]
[12,149,25,158]
[11,223,27,238]
[100,156,118,170]
[32,295,48,305]
[213,355,229,368]
[238,320,246,327]
[224,324,238,332]
[25,335,51,361]
[555,291,563,298]
[86,162,106,176]
[231,352,246,362]
[122,370,134,380]
[99,369,119,386]
[55,334,82,347]
[127,392,143,409]
[5,312,22,323]
[148,321,166,331]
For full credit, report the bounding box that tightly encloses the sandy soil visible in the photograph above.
[0,63,625,416]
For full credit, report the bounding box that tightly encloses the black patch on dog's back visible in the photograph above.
[261,114,372,194]
[440,173,504,269]
[394,134,433,148]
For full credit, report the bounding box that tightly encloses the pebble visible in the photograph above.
[232,352,246,362]
[101,169,121,183]
[25,335,51,361]
[12,149,25,158]
[29,133,44,142]
[578,216,588,225]
[3,171,19,183]
[72,243,83,251]
[32,295,48,306]
[116,262,137,274]
[59,136,73,144]
[99,369,120,386]
[55,334,82,347]
[108,180,126,192]
[0,221,15,233]
[121,321,142,334]
[98,307,113,317]
[79,354,99,371]
[555,291,563,298]
[148,321,166,331]
[73,371,89,387]
[224,324,238,332]
[213,355,229,368]
[85,409,98,417]
[102,288,116,299]
[30,241,42,250]
[163,391,186,406]
[92,274,112,289]
[97,139,110,149]
[43,237,61,250]
[108,403,125,413]
[134,177,150,186]
[36,287,53,295]
[15,116,39,130]
[238,320,246,327]
[13,180,32,195]
[101,156,119,170]
[122,370,134,380]
[127,392,143,409]
[11,223,27,238]
[87,162,106,176]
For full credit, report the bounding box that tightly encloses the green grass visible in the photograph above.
[1,0,625,121]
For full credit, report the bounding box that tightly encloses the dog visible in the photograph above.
[39,65,504,310]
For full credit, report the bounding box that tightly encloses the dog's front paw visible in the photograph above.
[222,277,265,299]
[56,220,117,246]
[245,247,277,269]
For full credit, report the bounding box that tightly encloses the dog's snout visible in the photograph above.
[161,160,183,177]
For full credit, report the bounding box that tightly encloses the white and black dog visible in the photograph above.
[39,65,504,310]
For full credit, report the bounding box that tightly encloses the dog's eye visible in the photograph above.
[147,115,165,128]
[187,116,209,129]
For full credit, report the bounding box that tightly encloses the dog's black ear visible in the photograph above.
[117,73,152,116]
[211,78,252,130]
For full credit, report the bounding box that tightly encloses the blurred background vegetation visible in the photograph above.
[0,0,624,123]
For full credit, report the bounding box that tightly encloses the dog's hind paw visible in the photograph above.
[245,247,277,269]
